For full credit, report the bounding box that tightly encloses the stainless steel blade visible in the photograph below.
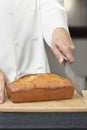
[64,62,83,97]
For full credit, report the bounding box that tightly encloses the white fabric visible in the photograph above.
[0,0,68,82]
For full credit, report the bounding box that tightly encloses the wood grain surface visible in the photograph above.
[0,90,87,112]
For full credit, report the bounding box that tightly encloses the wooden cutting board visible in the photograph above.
[0,90,87,112]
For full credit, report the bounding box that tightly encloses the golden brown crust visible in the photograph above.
[6,73,74,103]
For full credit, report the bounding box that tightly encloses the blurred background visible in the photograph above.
[45,0,87,89]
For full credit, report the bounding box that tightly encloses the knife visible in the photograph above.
[63,56,83,97]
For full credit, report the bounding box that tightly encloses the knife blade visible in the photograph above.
[64,62,83,97]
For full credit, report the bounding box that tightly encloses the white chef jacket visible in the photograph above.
[0,0,68,82]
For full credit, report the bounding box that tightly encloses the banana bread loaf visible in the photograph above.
[6,73,74,103]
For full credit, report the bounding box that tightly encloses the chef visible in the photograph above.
[0,0,75,103]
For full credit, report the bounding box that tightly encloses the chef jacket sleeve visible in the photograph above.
[39,0,69,47]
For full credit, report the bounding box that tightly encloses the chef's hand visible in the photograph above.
[0,69,9,103]
[51,28,75,64]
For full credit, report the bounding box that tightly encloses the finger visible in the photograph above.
[0,85,5,103]
[68,36,76,51]
[69,41,76,52]
[51,44,64,64]
[0,92,4,102]
[0,76,5,103]
[0,87,5,103]
[59,43,74,63]
[60,35,75,52]
[70,44,76,52]
[65,51,74,63]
